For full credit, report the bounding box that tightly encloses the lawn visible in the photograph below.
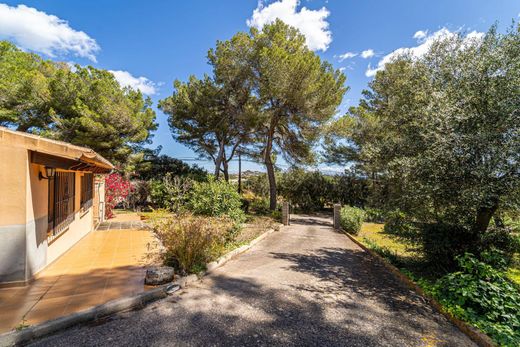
[357,223,408,255]
[355,222,520,286]
[508,255,520,286]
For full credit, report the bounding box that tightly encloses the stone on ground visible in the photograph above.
[145,266,175,285]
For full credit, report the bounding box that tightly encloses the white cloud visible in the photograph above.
[110,70,157,95]
[336,51,357,61]
[465,30,485,41]
[365,28,484,77]
[247,0,332,51]
[0,4,99,61]
[413,30,428,40]
[360,49,374,59]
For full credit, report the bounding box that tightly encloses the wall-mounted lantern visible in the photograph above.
[39,166,56,180]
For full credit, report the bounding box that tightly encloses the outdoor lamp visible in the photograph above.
[39,166,56,180]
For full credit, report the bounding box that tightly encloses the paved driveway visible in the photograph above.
[32,215,475,347]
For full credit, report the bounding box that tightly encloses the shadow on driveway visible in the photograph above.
[31,217,476,347]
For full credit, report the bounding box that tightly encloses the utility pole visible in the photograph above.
[238,151,242,194]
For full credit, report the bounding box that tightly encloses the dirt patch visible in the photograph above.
[235,216,280,244]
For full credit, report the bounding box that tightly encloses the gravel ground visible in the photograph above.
[31,215,476,347]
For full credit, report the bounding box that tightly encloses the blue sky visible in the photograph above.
[1,0,519,172]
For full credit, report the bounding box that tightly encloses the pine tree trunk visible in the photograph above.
[16,124,29,132]
[265,157,277,210]
[223,159,230,182]
[214,142,225,179]
[264,121,277,210]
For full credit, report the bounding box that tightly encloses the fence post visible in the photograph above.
[282,201,290,226]
[333,204,341,230]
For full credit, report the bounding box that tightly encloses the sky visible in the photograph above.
[1,0,519,173]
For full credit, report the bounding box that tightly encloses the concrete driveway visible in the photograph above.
[31,215,476,347]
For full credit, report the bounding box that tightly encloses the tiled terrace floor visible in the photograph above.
[0,218,160,333]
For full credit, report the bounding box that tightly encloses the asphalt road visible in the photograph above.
[31,215,476,347]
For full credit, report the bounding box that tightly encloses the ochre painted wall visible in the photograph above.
[27,163,48,223]
[0,146,27,226]
[25,162,49,279]
[0,148,96,284]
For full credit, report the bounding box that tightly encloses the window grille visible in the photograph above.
[80,173,94,210]
[48,172,75,242]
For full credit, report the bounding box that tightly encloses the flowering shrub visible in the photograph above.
[105,173,132,219]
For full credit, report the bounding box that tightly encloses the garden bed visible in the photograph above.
[356,223,520,286]
[148,212,279,275]
[353,222,520,346]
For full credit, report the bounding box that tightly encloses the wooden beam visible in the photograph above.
[30,151,111,173]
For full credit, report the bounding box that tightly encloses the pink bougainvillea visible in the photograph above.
[105,173,132,219]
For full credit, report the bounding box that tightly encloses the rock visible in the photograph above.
[145,266,175,285]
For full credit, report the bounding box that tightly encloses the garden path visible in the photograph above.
[31,215,475,347]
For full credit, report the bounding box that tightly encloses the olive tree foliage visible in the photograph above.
[0,41,157,168]
[326,24,520,251]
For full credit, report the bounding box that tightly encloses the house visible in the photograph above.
[0,127,114,286]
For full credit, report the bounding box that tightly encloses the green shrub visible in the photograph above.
[241,191,271,215]
[149,173,193,212]
[329,172,369,208]
[278,168,333,212]
[242,173,270,198]
[126,180,150,210]
[383,210,417,237]
[504,213,520,233]
[249,196,271,215]
[413,223,520,270]
[432,253,520,346]
[478,226,520,267]
[270,209,282,223]
[151,214,232,274]
[339,206,366,234]
[415,222,473,269]
[364,208,386,223]
[188,178,246,225]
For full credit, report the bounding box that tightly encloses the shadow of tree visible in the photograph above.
[31,228,475,347]
[143,275,387,347]
[271,247,430,312]
[34,264,474,346]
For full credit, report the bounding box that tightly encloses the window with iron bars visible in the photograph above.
[48,171,75,242]
[80,173,94,211]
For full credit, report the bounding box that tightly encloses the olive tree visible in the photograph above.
[328,24,520,260]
